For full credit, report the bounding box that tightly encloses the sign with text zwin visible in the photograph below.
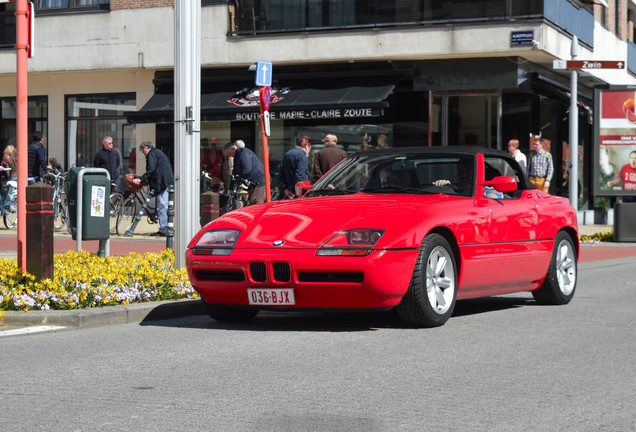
[553,60,624,70]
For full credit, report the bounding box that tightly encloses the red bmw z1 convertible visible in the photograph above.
[186,146,578,327]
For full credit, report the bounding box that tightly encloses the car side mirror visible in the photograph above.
[295,180,312,197]
[483,176,517,193]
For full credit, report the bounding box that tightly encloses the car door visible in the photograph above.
[483,156,552,288]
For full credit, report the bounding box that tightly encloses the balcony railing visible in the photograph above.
[229,0,594,49]
[229,0,545,35]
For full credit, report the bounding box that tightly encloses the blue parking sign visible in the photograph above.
[255,61,273,87]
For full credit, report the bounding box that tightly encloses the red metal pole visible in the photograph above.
[259,87,272,203]
[16,0,29,272]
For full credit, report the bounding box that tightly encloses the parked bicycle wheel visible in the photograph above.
[110,193,124,233]
[3,193,17,229]
[53,192,68,230]
[116,195,135,236]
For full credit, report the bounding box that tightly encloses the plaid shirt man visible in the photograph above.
[528,150,554,181]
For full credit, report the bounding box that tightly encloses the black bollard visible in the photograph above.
[200,191,220,227]
[166,184,174,250]
[26,183,54,280]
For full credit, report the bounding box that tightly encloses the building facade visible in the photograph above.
[2,0,636,209]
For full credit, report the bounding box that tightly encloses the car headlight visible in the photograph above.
[192,229,240,256]
[317,229,384,256]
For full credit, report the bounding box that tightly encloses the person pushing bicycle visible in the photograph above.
[222,141,266,205]
[133,142,174,237]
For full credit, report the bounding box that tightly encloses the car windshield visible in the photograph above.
[306,153,475,197]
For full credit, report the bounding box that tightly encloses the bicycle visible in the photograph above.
[0,168,17,229]
[116,174,158,236]
[109,182,126,234]
[44,171,68,230]
[221,174,256,215]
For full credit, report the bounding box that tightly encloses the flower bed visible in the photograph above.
[579,231,614,244]
[0,249,197,312]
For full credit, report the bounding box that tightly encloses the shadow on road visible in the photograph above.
[140,295,535,331]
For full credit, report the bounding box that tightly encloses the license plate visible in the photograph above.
[247,288,295,306]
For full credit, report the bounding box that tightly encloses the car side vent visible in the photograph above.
[250,262,267,282]
[297,272,363,283]
[196,270,245,281]
[272,262,291,282]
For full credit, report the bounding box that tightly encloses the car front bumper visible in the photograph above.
[186,248,419,309]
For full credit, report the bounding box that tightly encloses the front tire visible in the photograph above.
[396,233,458,327]
[3,195,17,229]
[532,231,577,305]
[201,298,259,323]
[116,196,135,236]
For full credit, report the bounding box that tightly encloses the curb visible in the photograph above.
[0,298,205,329]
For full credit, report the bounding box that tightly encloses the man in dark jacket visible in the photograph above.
[28,131,48,183]
[313,133,347,180]
[279,136,311,199]
[93,136,121,189]
[133,142,174,236]
[223,142,266,205]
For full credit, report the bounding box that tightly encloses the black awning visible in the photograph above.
[127,81,395,124]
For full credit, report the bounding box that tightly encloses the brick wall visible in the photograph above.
[111,0,174,10]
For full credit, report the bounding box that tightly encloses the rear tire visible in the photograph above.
[532,231,577,305]
[201,298,259,323]
[110,194,124,233]
[396,233,457,328]
[116,196,135,236]
[53,193,67,230]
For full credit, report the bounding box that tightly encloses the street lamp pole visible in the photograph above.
[569,36,579,209]
[174,0,201,268]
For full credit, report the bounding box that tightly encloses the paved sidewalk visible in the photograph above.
[0,217,170,259]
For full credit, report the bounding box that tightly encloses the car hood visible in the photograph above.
[214,194,448,249]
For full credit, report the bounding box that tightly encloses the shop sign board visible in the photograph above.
[233,107,382,122]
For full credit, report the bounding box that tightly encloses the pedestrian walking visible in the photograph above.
[507,138,527,174]
[527,136,554,193]
[28,131,48,184]
[313,133,347,180]
[93,136,121,188]
[279,136,311,199]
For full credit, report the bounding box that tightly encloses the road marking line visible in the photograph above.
[0,326,67,337]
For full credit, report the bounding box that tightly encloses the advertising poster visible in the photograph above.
[594,87,636,196]
[91,185,105,217]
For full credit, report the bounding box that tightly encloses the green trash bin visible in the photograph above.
[66,167,110,241]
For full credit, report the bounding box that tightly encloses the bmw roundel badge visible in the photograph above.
[273,240,285,246]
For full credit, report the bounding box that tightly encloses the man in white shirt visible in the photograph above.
[507,138,527,174]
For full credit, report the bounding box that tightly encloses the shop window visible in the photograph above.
[66,93,135,186]
[37,0,109,14]
[0,96,48,157]
[0,3,15,50]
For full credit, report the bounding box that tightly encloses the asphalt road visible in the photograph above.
[1,257,635,431]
